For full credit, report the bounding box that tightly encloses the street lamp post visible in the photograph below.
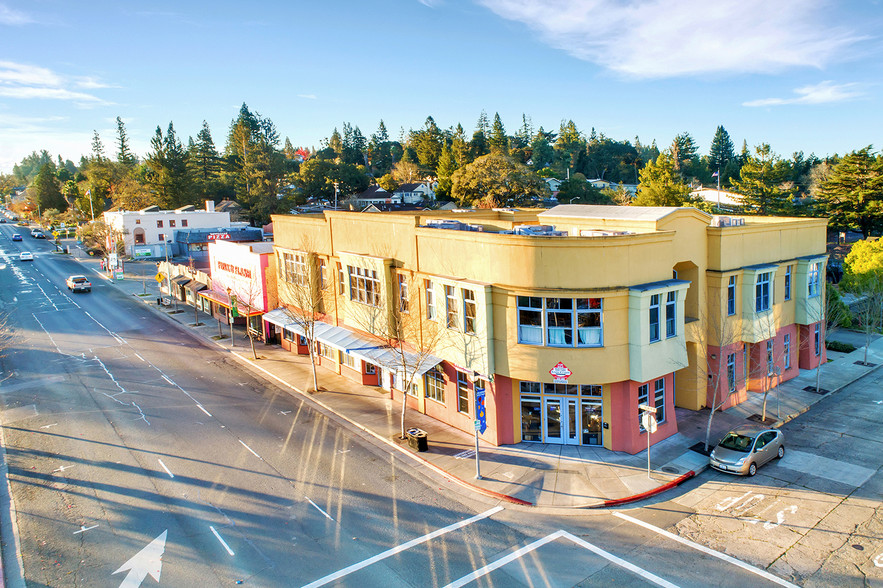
[333,181,339,210]
[164,239,177,312]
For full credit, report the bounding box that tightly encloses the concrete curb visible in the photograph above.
[586,470,697,508]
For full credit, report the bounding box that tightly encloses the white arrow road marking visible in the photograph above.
[113,530,167,588]
[210,525,235,556]
[73,524,98,535]
[52,464,76,473]
[40,423,58,429]
[306,497,334,521]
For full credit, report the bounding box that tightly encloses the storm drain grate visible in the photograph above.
[661,466,679,474]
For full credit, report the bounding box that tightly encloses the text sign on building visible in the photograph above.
[549,362,572,383]
[207,232,231,240]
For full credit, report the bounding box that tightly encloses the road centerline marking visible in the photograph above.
[239,440,261,459]
[306,497,334,521]
[196,404,212,417]
[613,511,799,588]
[157,459,174,478]
[302,506,504,588]
[209,526,235,556]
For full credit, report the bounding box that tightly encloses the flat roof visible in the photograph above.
[539,204,687,221]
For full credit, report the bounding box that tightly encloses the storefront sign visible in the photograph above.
[549,362,572,383]
[134,247,152,258]
[216,260,252,279]
[207,232,231,240]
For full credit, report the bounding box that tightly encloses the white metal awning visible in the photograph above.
[266,315,443,376]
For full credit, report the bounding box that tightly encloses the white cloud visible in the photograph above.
[0,61,111,105]
[475,0,862,78]
[297,94,318,100]
[418,0,442,7]
[0,4,32,25]
[743,81,864,107]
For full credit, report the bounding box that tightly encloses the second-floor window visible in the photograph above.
[181,219,188,227]
[318,259,327,290]
[169,219,176,227]
[665,291,677,337]
[649,294,660,342]
[425,280,435,320]
[517,296,603,347]
[808,262,821,297]
[727,276,736,316]
[349,266,380,306]
[282,252,308,286]
[463,289,476,334]
[445,285,458,328]
[156,220,163,228]
[398,274,409,313]
[337,263,345,295]
[784,265,792,301]
[756,272,771,312]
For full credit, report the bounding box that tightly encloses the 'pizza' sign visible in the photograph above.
[549,362,572,383]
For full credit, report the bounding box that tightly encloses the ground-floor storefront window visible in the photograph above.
[519,381,603,446]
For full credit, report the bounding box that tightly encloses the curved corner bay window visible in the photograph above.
[517,296,602,347]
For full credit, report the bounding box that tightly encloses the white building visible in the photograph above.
[103,201,234,258]
[690,187,743,208]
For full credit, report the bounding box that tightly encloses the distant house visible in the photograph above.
[544,178,562,194]
[215,199,244,222]
[587,178,613,190]
[392,182,434,204]
[350,185,391,208]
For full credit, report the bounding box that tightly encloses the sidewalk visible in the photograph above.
[84,251,883,510]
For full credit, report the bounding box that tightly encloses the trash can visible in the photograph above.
[407,428,428,452]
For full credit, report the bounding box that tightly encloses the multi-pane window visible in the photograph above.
[318,259,327,290]
[814,323,821,356]
[665,291,677,337]
[445,285,458,329]
[637,383,649,429]
[425,280,436,320]
[516,297,603,347]
[544,383,579,395]
[727,353,736,392]
[463,290,476,334]
[784,333,791,370]
[169,219,176,227]
[808,262,821,297]
[425,366,445,403]
[343,353,357,369]
[398,274,409,313]
[349,266,380,306]
[156,220,163,228]
[755,272,771,312]
[727,276,736,316]
[337,263,345,295]
[649,294,660,342]
[158,233,165,242]
[281,252,308,286]
[457,371,469,414]
[520,381,541,395]
[766,340,774,375]
[181,219,188,227]
[784,266,792,301]
[638,379,665,429]
[654,378,665,424]
[517,297,543,344]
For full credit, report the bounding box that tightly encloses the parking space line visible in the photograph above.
[305,497,334,521]
[210,525,235,556]
[613,512,799,588]
[444,530,678,588]
[302,506,503,588]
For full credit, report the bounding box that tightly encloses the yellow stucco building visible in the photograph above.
[264,205,827,454]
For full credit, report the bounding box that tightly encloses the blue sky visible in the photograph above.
[1,0,881,174]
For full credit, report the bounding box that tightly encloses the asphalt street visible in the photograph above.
[0,224,879,587]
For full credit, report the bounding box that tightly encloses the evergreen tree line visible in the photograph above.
[3,108,883,237]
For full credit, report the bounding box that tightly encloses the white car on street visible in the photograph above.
[19,251,33,261]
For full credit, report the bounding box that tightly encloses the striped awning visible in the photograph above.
[198,289,263,317]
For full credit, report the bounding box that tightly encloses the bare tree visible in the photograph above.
[230,268,267,360]
[275,238,333,393]
[846,273,883,366]
[700,307,745,451]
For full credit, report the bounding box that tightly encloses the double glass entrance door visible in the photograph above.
[543,396,602,446]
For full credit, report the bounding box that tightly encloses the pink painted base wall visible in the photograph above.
[609,373,678,454]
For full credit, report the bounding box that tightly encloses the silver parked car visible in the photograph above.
[709,425,784,476]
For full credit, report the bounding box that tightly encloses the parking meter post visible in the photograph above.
[474,430,482,480]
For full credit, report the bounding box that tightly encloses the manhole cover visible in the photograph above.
[661,466,679,474]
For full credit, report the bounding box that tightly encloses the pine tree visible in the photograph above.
[489,113,508,154]
[817,147,883,238]
[31,163,68,213]
[115,116,137,167]
[730,144,795,215]
[708,125,734,172]
[530,128,554,170]
[91,131,105,162]
[634,152,691,206]
[435,142,458,200]
[470,112,490,160]
[412,116,443,171]
[452,123,470,166]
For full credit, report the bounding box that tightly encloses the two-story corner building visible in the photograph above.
[264,205,827,454]
[103,201,234,258]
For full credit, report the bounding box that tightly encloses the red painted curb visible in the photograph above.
[589,470,696,508]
